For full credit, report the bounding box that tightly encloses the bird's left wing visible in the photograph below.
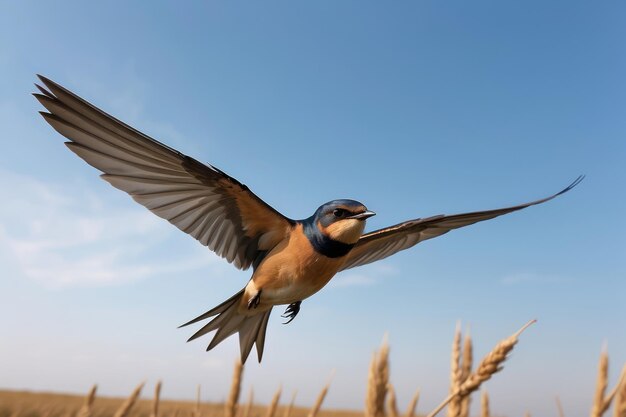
[34,75,294,271]
[339,176,583,271]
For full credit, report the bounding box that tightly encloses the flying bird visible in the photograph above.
[33,75,583,363]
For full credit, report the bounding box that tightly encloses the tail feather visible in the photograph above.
[181,289,273,363]
[179,289,244,328]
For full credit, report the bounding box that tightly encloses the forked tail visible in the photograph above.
[180,289,272,363]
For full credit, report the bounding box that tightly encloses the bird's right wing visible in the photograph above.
[339,176,583,272]
[34,75,294,271]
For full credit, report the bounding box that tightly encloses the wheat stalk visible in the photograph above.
[265,386,282,417]
[592,347,610,417]
[480,391,489,417]
[226,360,243,417]
[386,384,398,417]
[193,384,201,417]
[76,384,97,417]
[459,330,473,417]
[284,391,297,417]
[427,320,536,417]
[113,382,145,417]
[366,335,390,417]
[309,376,332,417]
[447,323,463,417]
[614,366,626,417]
[405,389,420,417]
[150,381,162,417]
[591,349,626,417]
[556,395,565,417]
[243,388,254,417]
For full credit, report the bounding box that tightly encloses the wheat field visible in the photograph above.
[1,321,624,417]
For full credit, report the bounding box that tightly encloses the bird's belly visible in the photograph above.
[248,225,347,306]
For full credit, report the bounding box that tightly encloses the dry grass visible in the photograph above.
[2,319,624,417]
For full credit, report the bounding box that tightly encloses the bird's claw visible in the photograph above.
[247,290,262,310]
[281,301,302,324]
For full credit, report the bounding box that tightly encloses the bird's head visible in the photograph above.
[312,199,376,244]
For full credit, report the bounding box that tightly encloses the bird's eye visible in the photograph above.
[333,209,346,218]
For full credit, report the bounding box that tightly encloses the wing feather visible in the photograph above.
[340,176,584,271]
[35,75,294,270]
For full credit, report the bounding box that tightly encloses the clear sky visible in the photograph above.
[1,1,624,416]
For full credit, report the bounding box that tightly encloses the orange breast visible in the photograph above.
[248,223,347,306]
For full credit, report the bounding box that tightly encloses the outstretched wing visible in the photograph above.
[339,176,583,271]
[34,75,294,271]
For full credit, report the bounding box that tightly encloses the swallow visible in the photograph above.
[33,75,583,363]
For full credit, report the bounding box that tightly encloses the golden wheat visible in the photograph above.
[556,395,565,417]
[405,389,420,417]
[459,330,473,417]
[309,380,331,417]
[113,382,144,417]
[265,386,282,417]
[243,388,255,417]
[193,384,201,417]
[447,323,463,417]
[614,368,626,417]
[150,381,161,417]
[427,320,536,417]
[366,336,390,417]
[226,360,243,417]
[76,384,97,417]
[284,390,297,417]
[386,384,398,417]
[480,391,489,417]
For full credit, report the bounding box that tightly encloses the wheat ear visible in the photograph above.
[386,383,399,417]
[447,323,462,417]
[193,384,201,417]
[427,320,536,417]
[226,360,244,417]
[76,384,97,417]
[309,380,332,417]
[614,366,626,417]
[366,335,390,417]
[265,386,282,417]
[243,388,254,417]
[150,381,162,417]
[113,382,145,417]
[284,391,297,417]
[480,391,489,417]
[556,395,565,417]
[459,329,473,417]
[405,389,420,417]
[592,346,610,417]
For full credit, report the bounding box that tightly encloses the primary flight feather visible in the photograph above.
[34,75,583,363]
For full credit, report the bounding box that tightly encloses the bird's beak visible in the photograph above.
[348,210,376,220]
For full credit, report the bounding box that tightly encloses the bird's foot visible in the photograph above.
[281,301,302,324]
[247,289,262,310]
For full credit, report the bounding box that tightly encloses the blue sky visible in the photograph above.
[1,1,624,416]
